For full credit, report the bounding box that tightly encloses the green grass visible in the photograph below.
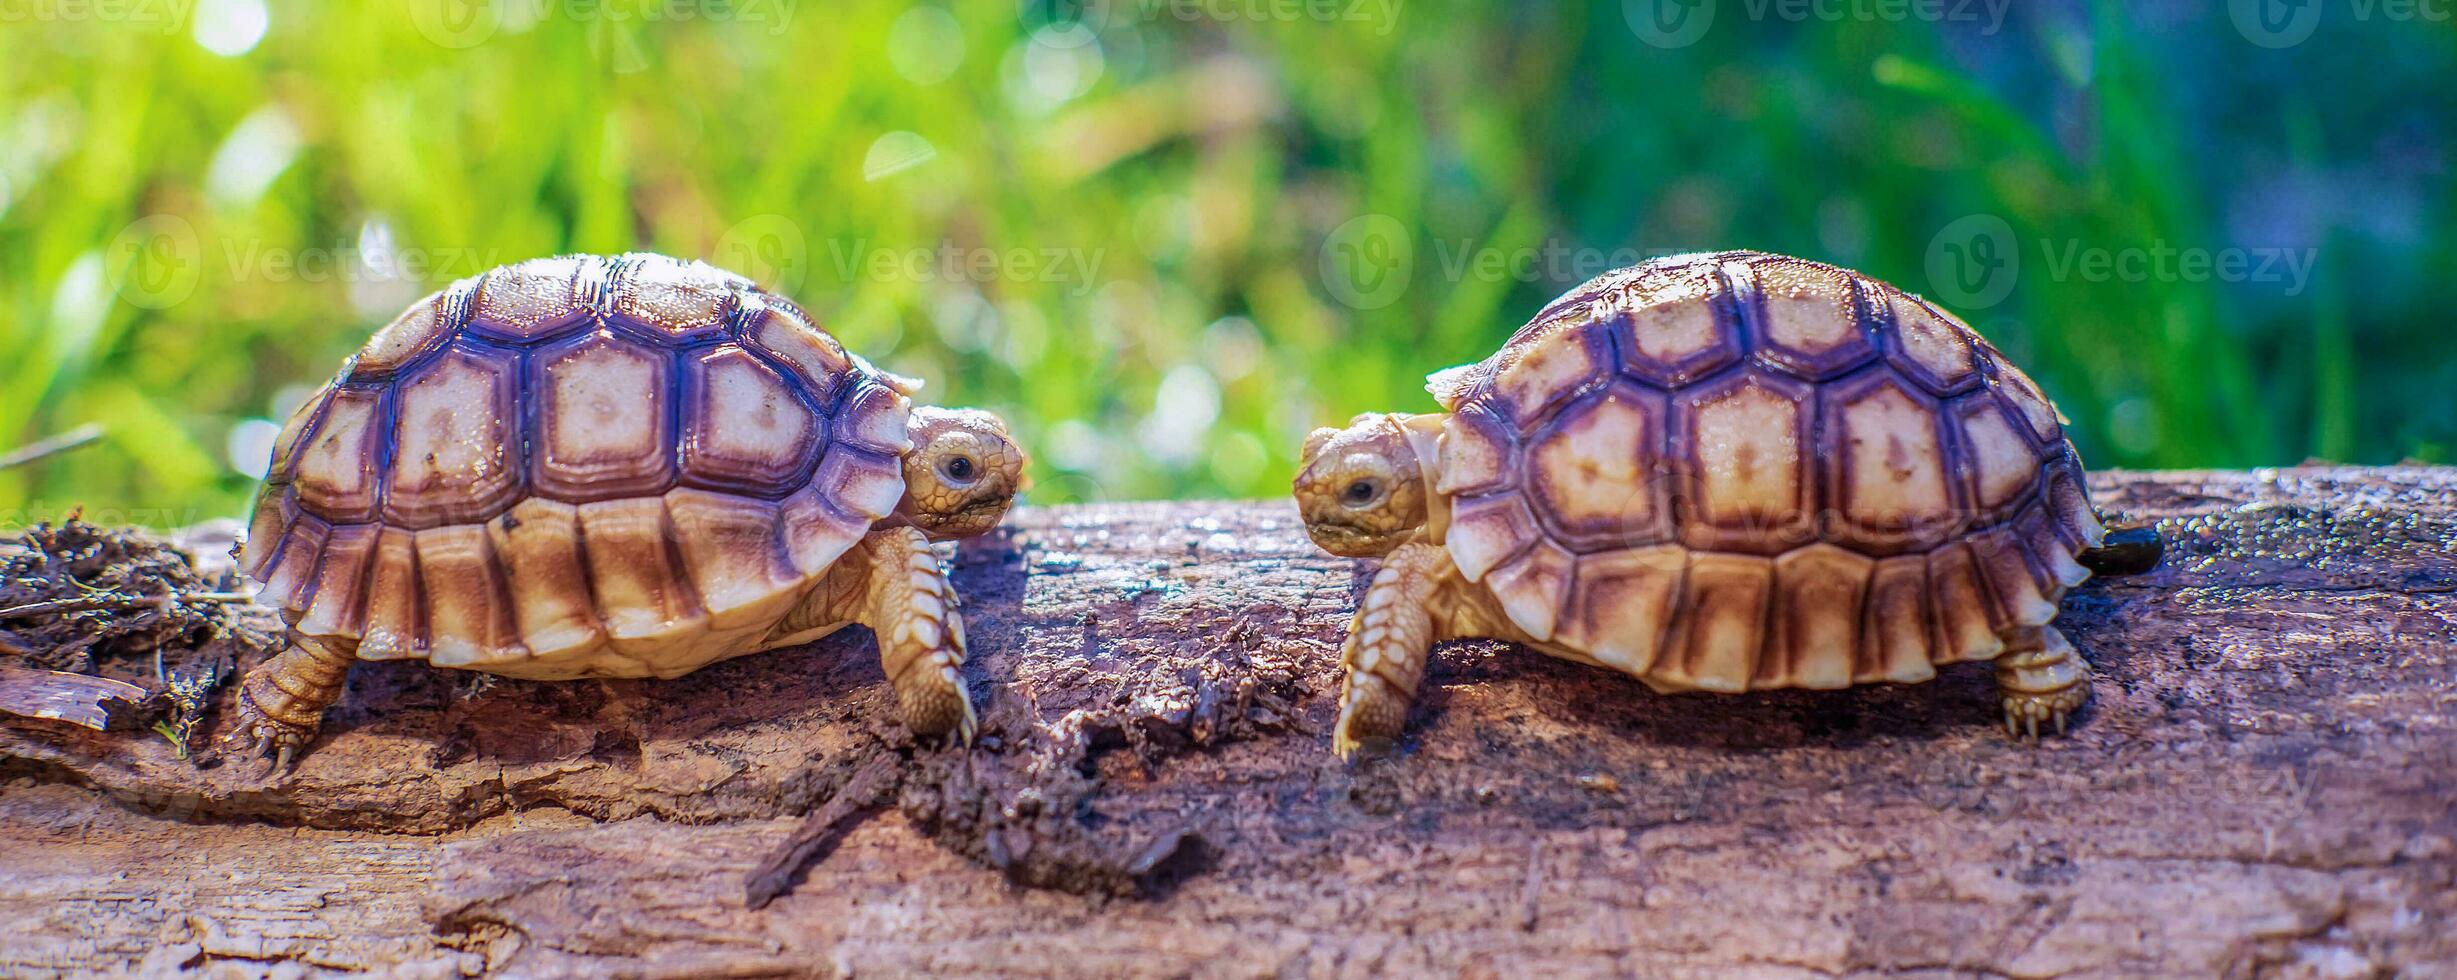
[2,0,2449,528]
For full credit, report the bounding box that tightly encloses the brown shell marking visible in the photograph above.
[1440,251,2103,693]
[241,254,911,678]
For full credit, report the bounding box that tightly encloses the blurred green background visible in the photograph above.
[2,0,2451,527]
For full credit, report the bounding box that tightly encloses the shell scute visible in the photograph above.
[264,387,335,486]
[412,523,528,668]
[1763,544,1872,690]
[664,489,802,631]
[739,298,854,398]
[385,345,526,528]
[1447,490,1540,583]
[257,513,330,616]
[1649,552,1770,694]
[835,380,916,455]
[533,331,676,502]
[811,446,906,524]
[1483,537,1575,642]
[611,254,742,342]
[1924,540,2004,663]
[1879,290,1981,395]
[1993,364,2065,447]
[468,255,593,344]
[1525,382,1672,551]
[1435,408,1516,497]
[577,497,707,658]
[1969,524,2057,628]
[1609,263,1744,387]
[1951,391,2039,519]
[243,487,299,583]
[291,385,388,523]
[1488,322,1609,426]
[1554,545,1684,675]
[353,288,462,377]
[357,527,425,661]
[296,523,380,638]
[487,498,606,659]
[1856,555,1936,684]
[1672,370,1818,554]
[779,485,873,578]
[1818,372,1956,555]
[1746,256,1878,380]
[681,347,823,494]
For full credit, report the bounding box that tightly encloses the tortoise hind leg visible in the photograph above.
[1332,542,1454,760]
[1993,624,2091,739]
[221,633,356,773]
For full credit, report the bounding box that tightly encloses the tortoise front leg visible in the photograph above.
[851,527,977,744]
[1332,541,1456,759]
[220,633,356,773]
[1995,624,2092,738]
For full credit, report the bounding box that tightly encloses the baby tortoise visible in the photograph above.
[225,254,1025,771]
[1297,250,2158,758]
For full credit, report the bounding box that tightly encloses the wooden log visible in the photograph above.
[1,467,2452,976]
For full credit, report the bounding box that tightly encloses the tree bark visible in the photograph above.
[2,467,2452,977]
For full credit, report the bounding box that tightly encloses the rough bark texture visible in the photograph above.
[2,466,2452,977]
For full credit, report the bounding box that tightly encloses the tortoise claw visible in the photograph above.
[218,698,318,783]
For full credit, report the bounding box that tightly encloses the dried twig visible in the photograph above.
[0,424,105,471]
[0,591,250,619]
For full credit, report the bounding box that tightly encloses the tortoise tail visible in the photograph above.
[2076,526,2163,577]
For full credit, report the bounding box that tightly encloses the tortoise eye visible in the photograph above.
[1343,479,1380,506]
[941,455,977,482]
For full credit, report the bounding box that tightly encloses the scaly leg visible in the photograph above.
[221,633,356,773]
[1332,542,1454,759]
[851,527,976,743]
[1995,624,2091,738]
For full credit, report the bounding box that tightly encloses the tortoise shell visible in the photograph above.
[241,254,915,680]
[1433,251,2105,693]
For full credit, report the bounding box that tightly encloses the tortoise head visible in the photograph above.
[897,407,1026,540]
[1294,413,1431,558]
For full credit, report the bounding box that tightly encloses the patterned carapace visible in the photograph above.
[243,254,916,679]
